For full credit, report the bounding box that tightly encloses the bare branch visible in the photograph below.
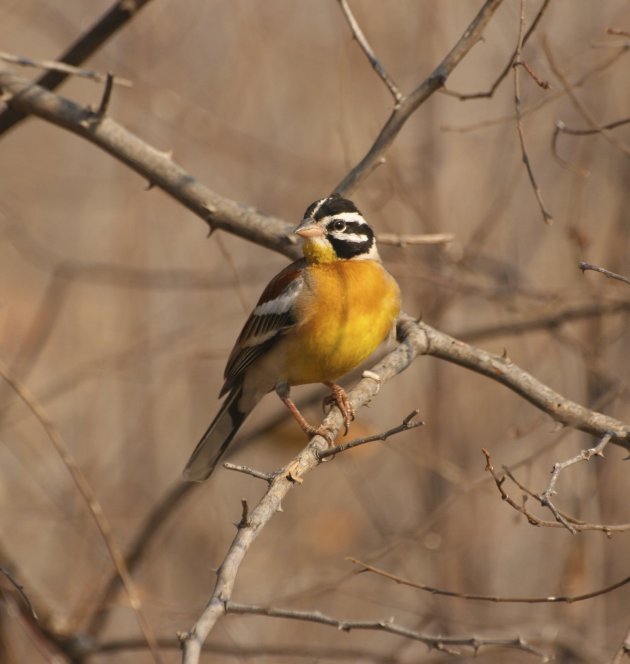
[611,623,630,664]
[224,602,548,660]
[443,0,551,100]
[543,37,630,159]
[335,0,505,196]
[409,317,630,452]
[513,0,553,223]
[376,231,455,246]
[483,449,630,534]
[337,0,402,102]
[318,410,423,458]
[0,51,131,86]
[223,463,275,483]
[580,262,630,286]
[86,481,198,637]
[0,0,154,137]
[348,557,630,604]
[459,300,630,343]
[0,360,164,664]
[539,432,613,533]
[443,44,629,134]
[0,67,298,258]
[0,568,37,619]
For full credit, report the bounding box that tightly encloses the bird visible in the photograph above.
[183,194,401,481]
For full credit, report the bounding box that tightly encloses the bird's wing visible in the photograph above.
[220,258,306,395]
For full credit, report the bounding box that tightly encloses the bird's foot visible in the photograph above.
[279,392,335,444]
[323,382,355,435]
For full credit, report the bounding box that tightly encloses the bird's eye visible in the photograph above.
[331,219,346,232]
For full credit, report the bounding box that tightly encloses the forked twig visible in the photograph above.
[483,447,630,534]
[539,432,612,533]
[318,410,423,459]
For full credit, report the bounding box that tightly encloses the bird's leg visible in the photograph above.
[322,382,355,435]
[275,383,334,444]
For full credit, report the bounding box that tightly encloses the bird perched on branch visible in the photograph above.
[183,194,401,481]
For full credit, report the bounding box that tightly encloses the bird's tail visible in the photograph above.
[183,386,250,482]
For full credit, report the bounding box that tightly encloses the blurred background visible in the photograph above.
[1,1,629,662]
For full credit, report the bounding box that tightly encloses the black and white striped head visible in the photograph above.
[295,194,379,264]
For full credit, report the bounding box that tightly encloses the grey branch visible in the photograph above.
[0,67,299,260]
[335,0,505,196]
[0,51,131,86]
[224,601,547,660]
[337,0,402,102]
[539,432,613,533]
[580,262,630,286]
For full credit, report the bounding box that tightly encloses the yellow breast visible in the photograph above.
[283,260,400,385]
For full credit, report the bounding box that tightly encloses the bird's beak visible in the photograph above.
[294,219,325,238]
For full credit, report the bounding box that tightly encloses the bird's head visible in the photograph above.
[295,194,379,264]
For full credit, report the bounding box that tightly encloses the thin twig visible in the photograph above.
[483,448,630,534]
[539,432,613,533]
[318,410,423,459]
[459,300,630,343]
[551,121,591,175]
[224,602,548,660]
[0,568,37,619]
[0,360,164,664]
[376,231,455,247]
[0,51,131,86]
[580,262,630,286]
[443,44,629,133]
[96,72,115,117]
[335,0,505,195]
[348,558,630,604]
[0,67,298,257]
[543,37,630,159]
[223,463,274,483]
[0,0,154,137]
[442,0,551,100]
[86,481,198,637]
[611,622,630,664]
[337,0,402,102]
[513,0,553,223]
[515,60,551,89]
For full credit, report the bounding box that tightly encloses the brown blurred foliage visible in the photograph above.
[1,1,629,662]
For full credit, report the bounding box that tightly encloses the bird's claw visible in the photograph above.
[322,384,355,435]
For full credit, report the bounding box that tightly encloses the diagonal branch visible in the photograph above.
[0,67,298,258]
[335,0,505,196]
[0,0,155,137]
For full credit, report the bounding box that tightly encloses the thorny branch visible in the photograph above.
[0,0,155,136]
